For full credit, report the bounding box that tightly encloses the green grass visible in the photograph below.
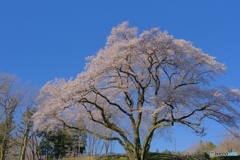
[62,153,240,160]
[62,153,185,160]
[62,157,96,160]
[148,153,184,160]
[62,155,128,160]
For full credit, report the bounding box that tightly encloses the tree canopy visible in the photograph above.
[33,22,240,160]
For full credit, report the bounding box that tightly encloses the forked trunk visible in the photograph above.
[126,149,149,160]
[128,153,147,160]
[127,153,141,160]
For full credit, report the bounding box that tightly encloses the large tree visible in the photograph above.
[33,22,240,160]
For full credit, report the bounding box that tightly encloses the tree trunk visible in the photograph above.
[127,153,141,160]
[126,148,142,160]
[0,135,7,160]
[0,117,12,160]
[19,132,28,160]
[0,129,9,160]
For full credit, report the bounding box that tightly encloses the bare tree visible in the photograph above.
[86,133,103,156]
[18,107,36,160]
[34,22,240,160]
[0,73,25,160]
[17,88,39,160]
[216,135,240,153]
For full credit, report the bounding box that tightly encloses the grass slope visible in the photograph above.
[62,153,185,160]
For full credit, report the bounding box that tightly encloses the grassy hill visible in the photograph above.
[62,153,186,160]
[61,153,240,160]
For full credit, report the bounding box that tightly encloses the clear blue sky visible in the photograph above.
[1,0,240,153]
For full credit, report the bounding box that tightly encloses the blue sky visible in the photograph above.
[1,0,240,153]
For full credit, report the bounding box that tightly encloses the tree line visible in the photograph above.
[183,135,240,159]
[0,72,115,160]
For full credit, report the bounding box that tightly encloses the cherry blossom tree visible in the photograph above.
[33,22,240,160]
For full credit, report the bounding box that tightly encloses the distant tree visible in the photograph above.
[68,129,86,157]
[177,151,181,155]
[38,129,86,159]
[162,149,171,154]
[85,133,103,156]
[38,131,69,159]
[85,124,114,156]
[184,140,216,157]
[196,141,216,154]
[34,22,240,160]
[37,131,54,160]
[216,135,240,153]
